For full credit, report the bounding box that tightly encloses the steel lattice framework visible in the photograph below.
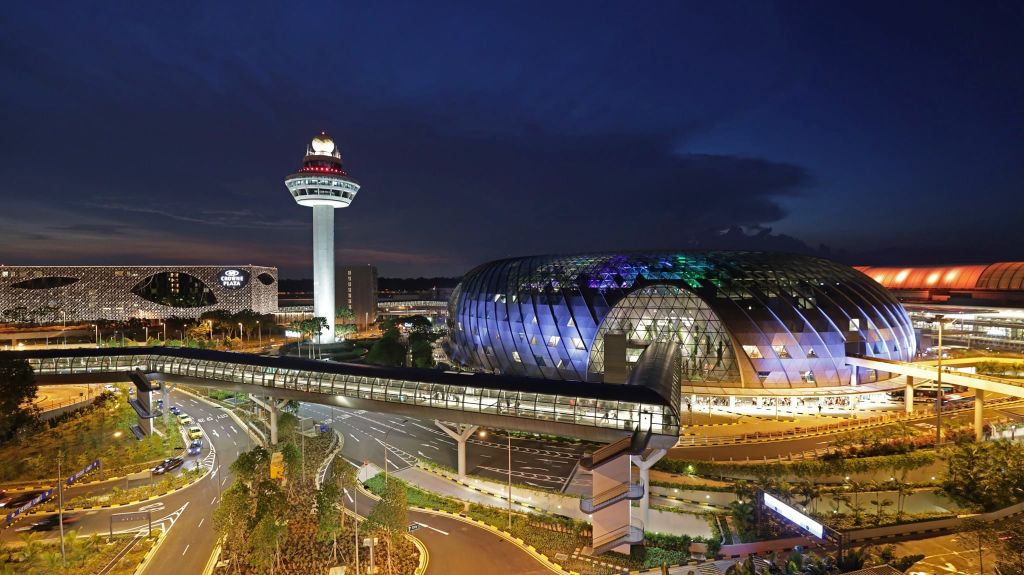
[447,251,916,389]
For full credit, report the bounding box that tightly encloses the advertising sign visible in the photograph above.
[763,492,824,539]
[4,489,53,523]
[218,268,250,290]
[67,460,101,485]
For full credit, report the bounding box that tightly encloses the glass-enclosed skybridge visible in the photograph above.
[4,347,680,446]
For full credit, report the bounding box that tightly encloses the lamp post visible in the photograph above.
[160,322,166,343]
[57,449,66,566]
[257,321,262,346]
[238,322,243,343]
[934,314,951,447]
[479,429,513,529]
[382,420,408,484]
[144,326,149,345]
[92,324,98,346]
[60,310,66,348]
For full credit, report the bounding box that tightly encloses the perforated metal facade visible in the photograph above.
[0,265,278,322]
[447,252,916,389]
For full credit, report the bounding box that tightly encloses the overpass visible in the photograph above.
[847,355,1024,440]
[0,347,680,450]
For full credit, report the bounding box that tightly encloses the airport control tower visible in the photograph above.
[285,132,361,344]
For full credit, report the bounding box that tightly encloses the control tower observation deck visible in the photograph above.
[285,133,361,343]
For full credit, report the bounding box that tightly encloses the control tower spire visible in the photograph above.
[285,132,362,344]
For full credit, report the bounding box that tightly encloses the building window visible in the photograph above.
[512,351,522,363]
[572,337,585,351]
[547,335,561,347]
[849,318,860,331]
[742,345,762,359]
[807,348,817,358]
[801,371,816,383]
[772,345,791,359]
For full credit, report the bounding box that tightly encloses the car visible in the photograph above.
[16,514,80,532]
[187,438,203,456]
[169,405,181,415]
[152,457,184,475]
[187,426,203,440]
[104,384,116,392]
[0,490,46,509]
[177,414,193,425]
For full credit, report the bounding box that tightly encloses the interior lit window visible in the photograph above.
[742,345,762,359]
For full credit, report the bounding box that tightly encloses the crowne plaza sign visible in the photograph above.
[218,268,250,289]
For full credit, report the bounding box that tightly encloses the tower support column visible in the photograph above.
[975,389,985,442]
[435,421,478,481]
[312,204,336,344]
[631,449,667,526]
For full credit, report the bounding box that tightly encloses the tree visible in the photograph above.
[0,358,37,443]
[994,516,1024,575]
[336,307,356,323]
[280,442,301,480]
[250,515,288,574]
[316,482,345,564]
[367,478,408,534]
[231,446,270,484]
[409,334,435,368]
[725,556,757,575]
[957,517,997,575]
[366,330,406,367]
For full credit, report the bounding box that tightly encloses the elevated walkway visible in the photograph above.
[848,355,1024,398]
[1,346,680,445]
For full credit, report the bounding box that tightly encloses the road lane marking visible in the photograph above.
[413,522,448,535]
[198,518,204,528]
[211,496,217,505]
[349,434,360,442]
[182,544,190,556]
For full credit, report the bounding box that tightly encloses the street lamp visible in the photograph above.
[383,420,408,484]
[160,322,166,343]
[933,314,955,447]
[144,326,149,345]
[257,321,262,346]
[479,429,514,530]
[92,324,99,347]
[238,322,243,343]
[60,310,66,347]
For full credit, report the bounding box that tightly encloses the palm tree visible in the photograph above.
[18,532,43,567]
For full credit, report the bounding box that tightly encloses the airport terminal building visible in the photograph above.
[447,251,916,391]
[0,265,278,322]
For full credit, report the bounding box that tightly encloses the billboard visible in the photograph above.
[763,492,824,539]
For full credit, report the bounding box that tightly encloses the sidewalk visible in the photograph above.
[394,465,714,537]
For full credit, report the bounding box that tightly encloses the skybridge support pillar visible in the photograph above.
[905,376,914,414]
[435,421,478,481]
[269,398,290,446]
[975,389,985,442]
[631,449,666,526]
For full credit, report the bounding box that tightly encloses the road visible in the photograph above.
[298,403,590,491]
[670,400,1024,461]
[341,466,552,575]
[3,392,248,575]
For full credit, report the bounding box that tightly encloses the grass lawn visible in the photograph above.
[0,391,181,483]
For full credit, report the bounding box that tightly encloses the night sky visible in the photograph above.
[1,2,1021,278]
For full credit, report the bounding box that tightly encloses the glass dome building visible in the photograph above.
[446,251,916,389]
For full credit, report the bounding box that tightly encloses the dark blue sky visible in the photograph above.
[1,2,1021,277]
